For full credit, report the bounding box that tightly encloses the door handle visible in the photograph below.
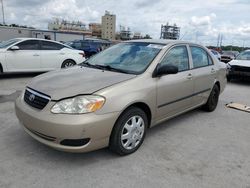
[33,54,39,56]
[211,68,216,74]
[187,73,193,80]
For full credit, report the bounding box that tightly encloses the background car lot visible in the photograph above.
[0,74,250,188]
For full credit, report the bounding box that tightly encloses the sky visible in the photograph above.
[1,0,250,46]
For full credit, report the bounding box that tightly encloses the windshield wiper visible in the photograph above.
[81,62,131,74]
[95,64,131,74]
[80,62,103,69]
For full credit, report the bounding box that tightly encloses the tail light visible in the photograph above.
[79,51,85,58]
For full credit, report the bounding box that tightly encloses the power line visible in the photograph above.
[1,0,5,25]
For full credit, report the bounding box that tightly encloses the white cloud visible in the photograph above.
[2,0,250,46]
[190,13,216,27]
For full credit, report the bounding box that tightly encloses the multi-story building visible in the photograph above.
[101,11,116,40]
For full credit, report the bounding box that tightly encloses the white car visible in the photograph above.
[0,38,85,73]
[210,49,221,61]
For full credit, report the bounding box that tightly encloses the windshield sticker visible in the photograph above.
[146,44,164,49]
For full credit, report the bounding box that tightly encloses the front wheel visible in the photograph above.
[202,84,220,112]
[109,107,148,155]
[61,60,76,68]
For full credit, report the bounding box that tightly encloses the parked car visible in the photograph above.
[227,50,250,81]
[0,38,85,73]
[209,49,221,61]
[221,51,238,63]
[15,39,227,155]
[67,39,111,58]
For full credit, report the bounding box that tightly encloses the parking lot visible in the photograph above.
[0,74,250,188]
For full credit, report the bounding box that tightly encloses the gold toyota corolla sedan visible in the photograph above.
[15,39,227,155]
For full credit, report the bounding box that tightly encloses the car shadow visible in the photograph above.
[228,79,250,86]
[0,72,43,79]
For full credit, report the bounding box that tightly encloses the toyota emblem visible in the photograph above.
[29,94,35,102]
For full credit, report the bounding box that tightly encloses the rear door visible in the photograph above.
[40,40,66,70]
[189,45,216,105]
[156,45,194,120]
[6,40,41,72]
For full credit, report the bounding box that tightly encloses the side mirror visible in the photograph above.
[152,64,178,77]
[9,46,20,51]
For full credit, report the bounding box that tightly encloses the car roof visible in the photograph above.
[126,39,201,46]
[14,38,63,43]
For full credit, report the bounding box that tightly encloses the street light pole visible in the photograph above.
[0,0,5,25]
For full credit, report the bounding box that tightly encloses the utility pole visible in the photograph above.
[1,0,5,25]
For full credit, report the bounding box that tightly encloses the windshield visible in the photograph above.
[82,42,163,74]
[0,39,21,49]
[236,51,250,60]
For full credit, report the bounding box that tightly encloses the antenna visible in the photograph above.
[0,0,5,25]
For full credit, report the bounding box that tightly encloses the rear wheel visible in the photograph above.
[0,64,3,74]
[109,107,148,155]
[61,60,76,68]
[202,84,220,112]
[227,76,231,82]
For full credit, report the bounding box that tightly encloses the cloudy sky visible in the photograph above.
[2,0,250,46]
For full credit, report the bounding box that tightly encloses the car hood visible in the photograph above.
[0,48,6,52]
[229,60,250,67]
[28,66,136,100]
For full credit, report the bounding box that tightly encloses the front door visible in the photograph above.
[156,45,194,120]
[6,40,41,72]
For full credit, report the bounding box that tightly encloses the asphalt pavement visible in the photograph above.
[0,74,250,188]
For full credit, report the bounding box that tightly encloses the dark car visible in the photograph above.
[67,39,111,58]
[221,51,239,63]
[227,50,250,81]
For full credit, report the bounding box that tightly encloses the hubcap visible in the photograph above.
[65,62,74,67]
[121,115,145,150]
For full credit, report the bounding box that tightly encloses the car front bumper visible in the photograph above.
[228,69,250,79]
[15,95,119,153]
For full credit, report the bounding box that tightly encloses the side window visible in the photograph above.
[161,46,189,72]
[41,41,64,50]
[17,40,39,50]
[82,42,90,48]
[191,46,211,68]
[72,42,81,49]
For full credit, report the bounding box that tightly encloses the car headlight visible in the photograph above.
[51,95,105,114]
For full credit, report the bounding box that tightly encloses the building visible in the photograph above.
[160,23,180,40]
[48,18,87,32]
[133,32,142,39]
[89,23,102,38]
[0,26,92,42]
[119,26,131,40]
[101,11,116,40]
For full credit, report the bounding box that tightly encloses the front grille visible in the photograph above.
[24,88,50,110]
[231,65,250,72]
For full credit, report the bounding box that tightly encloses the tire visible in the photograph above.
[202,84,220,112]
[61,60,76,68]
[0,64,3,74]
[227,76,231,82]
[109,107,148,155]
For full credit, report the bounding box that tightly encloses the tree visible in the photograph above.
[143,34,152,39]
